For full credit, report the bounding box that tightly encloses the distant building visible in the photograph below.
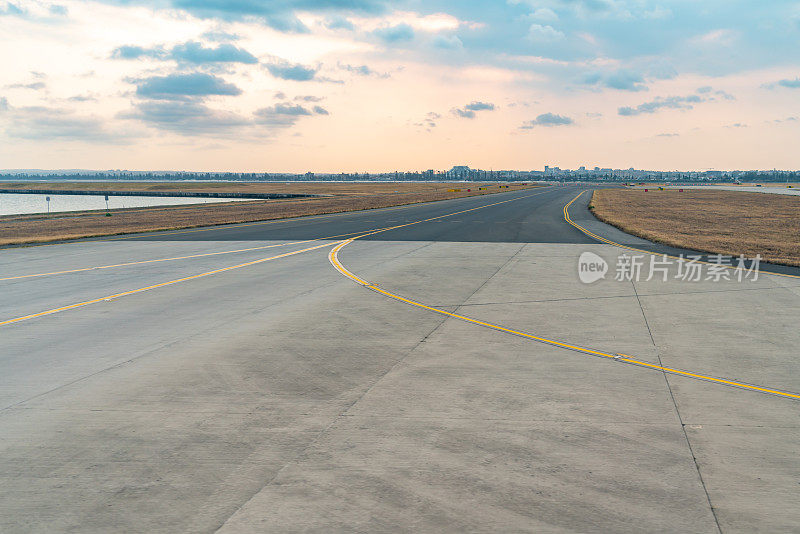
[447,165,471,179]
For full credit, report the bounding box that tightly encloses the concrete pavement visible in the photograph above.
[1,186,798,532]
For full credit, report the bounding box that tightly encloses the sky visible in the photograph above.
[1,0,799,172]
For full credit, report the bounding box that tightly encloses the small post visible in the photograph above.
[46,196,50,213]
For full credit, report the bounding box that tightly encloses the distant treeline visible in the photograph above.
[1,170,798,182]
[0,171,524,182]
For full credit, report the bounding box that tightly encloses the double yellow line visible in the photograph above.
[328,190,800,401]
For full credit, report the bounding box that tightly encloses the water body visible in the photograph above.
[0,193,250,216]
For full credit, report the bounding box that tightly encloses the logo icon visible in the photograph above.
[578,251,608,284]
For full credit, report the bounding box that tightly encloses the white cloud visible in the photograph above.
[529,8,558,22]
[527,24,564,42]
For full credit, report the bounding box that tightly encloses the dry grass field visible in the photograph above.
[0,182,538,246]
[591,189,800,266]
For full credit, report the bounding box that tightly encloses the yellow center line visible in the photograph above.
[327,190,800,401]
[563,190,800,280]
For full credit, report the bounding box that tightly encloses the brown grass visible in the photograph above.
[590,189,800,266]
[0,182,539,246]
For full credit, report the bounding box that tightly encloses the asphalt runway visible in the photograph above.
[1,185,799,532]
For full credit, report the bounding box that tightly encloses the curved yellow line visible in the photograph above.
[563,190,800,280]
[327,193,800,401]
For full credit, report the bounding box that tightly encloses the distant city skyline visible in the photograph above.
[3,165,798,183]
[1,1,799,171]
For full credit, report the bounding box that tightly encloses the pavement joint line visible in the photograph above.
[207,193,550,532]
[430,283,800,307]
[0,190,550,327]
[631,275,723,532]
[327,192,800,401]
[563,190,800,280]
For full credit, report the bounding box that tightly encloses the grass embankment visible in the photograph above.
[590,189,800,266]
[0,182,539,246]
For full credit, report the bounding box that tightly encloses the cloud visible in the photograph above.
[294,95,323,102]
[433,34,463,49]
[2,104,132,142]
[134,0,387,32]
[134,73,242,99]
[374,23,415,43]
[122,100,249,134]
[111,45,164,60]
[528,8,558,22]
[5,81,46,90]
[254,102,313,127]
[465,101,495,111]
[583,69,647,91]
[259,13,309,33]
[646,61,677,80]
[265,60,318,81]
[338,63,388,77]
[312,105,329,115]
[112,41,257,64]
[694,29,736,46]
[618,94,703,116]
[656,132,679,137]
[713,89,735,100]
[618,86,732,116]
[527,24,564,41]
[414,111,440,131]
[643,6,671,19]
[0,2,24,16]
[451,101,496,119]
[777,78,800,89]
[170,41,257,64]
[324,15,354,30]
[202,29,240,42]
[519,113,574,129]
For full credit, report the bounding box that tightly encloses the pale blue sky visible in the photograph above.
[1,0,799,170]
